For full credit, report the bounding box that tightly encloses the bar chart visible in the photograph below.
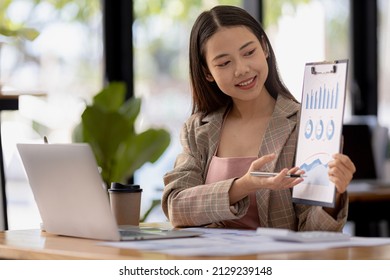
[304,82,339,110]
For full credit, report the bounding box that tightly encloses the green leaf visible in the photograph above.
[93,82,126,111]
[112,129,171,183]
[0,26,40,41]
[119,97,141,124]
[81,106,131,164]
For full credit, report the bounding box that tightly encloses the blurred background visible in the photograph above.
[0,0,389,231]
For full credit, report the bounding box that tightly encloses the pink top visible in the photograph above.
[205,156,260,229]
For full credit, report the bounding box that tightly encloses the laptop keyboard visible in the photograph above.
[119,229,157,237]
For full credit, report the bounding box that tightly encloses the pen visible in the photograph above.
[250,171,306,178]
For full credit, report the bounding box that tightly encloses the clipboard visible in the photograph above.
[292,60,348,208]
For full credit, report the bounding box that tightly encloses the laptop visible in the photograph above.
[16,143,201,241]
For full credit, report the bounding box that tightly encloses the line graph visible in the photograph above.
[299,153,331,187]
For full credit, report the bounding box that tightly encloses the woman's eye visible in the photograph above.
[217,61,230,67]
[245,49,256,56]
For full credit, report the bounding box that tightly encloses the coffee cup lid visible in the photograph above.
[109,182,142,193]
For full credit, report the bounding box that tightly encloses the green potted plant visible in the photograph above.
[72,81,171,190]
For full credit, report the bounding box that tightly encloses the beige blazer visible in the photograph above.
[162,95,348,231]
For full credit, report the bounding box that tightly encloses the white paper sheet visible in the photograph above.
[293,60,349,207]
[100,227,390,257]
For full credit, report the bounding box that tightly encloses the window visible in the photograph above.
[263,0,351,115]
[1,0,103,229]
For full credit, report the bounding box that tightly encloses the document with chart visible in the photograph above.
[292,60,348,207]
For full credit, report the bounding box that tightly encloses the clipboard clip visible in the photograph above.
[311,64,337,75]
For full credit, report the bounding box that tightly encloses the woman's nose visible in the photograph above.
[234,59,250,77]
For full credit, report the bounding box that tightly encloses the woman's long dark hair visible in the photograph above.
[189,5,297,115]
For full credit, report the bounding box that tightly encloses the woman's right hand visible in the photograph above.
[229,154,304,204]
[247,153,304,190]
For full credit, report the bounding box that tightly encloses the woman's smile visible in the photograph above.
[204,26,269,101]
[236,76,257,90]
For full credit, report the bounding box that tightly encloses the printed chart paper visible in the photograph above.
[292,60,348,207]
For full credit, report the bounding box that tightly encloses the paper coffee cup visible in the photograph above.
[108,182,142,226]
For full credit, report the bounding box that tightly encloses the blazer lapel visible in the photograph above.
[204,113,224,153]
[195,107,227,173]
[259,96,299,170]
[257,95,300,227]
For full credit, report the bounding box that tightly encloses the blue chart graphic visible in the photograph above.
[305,82,339,110]
[303,82,340,141]
[315,120,324,140]
[300,154,330,186]
[304,119,313,139]
[305,119,334,141]
[326,120,335,140]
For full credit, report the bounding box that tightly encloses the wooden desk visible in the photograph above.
[348,181,390,237]
[348,181,390,202]
[1,228,390,260]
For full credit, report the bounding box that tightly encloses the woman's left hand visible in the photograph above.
[328,153,356,193]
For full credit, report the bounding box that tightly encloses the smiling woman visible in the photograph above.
[162,5,355,231]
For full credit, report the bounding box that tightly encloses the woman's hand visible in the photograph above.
[328,153,356,194]
[322,153,355,217]
[247,154,305,190]
[229,154,304,204]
